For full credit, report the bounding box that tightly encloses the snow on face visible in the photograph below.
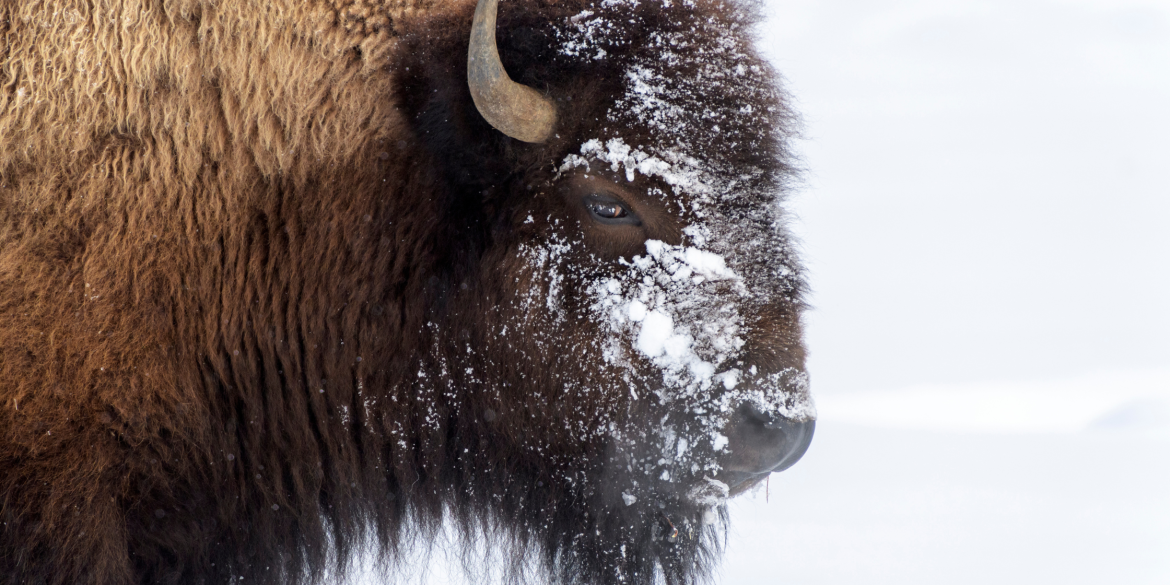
[532,0,814,499]
[557,137,815,424]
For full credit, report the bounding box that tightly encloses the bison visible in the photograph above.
[0,0,814,583]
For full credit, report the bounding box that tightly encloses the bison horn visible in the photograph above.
[467,0,557,143]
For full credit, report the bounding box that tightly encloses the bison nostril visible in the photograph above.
[740,402,780,428]
[740,402,806,433]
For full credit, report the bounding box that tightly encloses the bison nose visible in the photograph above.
[716,403,815,490]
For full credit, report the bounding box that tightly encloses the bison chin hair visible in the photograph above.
[369,469,730,585]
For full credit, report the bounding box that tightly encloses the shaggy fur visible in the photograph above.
[0,0,802,583]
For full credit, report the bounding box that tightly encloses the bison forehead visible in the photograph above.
[556,0,785,160]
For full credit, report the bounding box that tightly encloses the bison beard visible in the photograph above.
[0,0,811,584]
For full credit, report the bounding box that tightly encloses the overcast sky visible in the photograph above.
[756,0,1170,396]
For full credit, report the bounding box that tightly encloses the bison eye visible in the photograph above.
[590,202,626,218]
[584,194,641,226]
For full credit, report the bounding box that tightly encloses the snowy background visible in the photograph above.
[372,0,1170,582]
[725,0,1170,583]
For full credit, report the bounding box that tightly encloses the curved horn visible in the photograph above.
[468,0,557,143]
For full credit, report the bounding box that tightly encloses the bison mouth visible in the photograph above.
[602,378,814,513]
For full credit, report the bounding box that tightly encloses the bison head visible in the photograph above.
[393,0,812,582]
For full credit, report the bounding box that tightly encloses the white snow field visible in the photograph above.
[721,371,1170,585]
[722,0,1170,582]
[725,425,1170,585]
[361,0,1170,583]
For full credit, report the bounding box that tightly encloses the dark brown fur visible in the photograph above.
[0,0,802,583]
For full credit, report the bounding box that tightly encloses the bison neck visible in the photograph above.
[0,0,488,575]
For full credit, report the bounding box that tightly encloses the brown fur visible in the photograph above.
[0,0,803,583]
